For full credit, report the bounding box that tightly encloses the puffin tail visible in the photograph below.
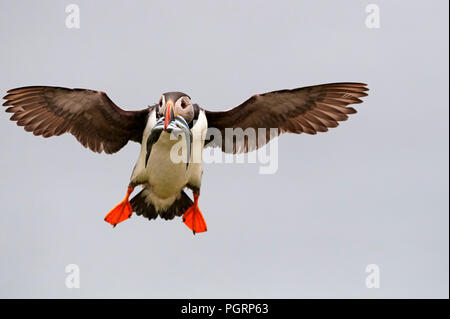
[130,189,193,221]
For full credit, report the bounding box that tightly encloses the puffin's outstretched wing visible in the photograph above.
[204,82,369,153]
[3,86,150,154]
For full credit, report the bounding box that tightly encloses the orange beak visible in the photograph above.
[164,102,174,129]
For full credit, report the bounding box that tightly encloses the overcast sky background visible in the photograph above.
[0,0,448,298]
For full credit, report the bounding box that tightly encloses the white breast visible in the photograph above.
[130,109,208,209]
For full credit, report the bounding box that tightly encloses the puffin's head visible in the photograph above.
[157,92,193,129]
[147,91,193,169]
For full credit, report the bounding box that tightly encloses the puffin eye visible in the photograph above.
[159,99,163,107]
[181,100,187,109]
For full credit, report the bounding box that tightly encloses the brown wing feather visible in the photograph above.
[204,82,369,153]
[3,86,150,154]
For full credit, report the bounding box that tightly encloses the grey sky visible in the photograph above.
[0,0,448,298]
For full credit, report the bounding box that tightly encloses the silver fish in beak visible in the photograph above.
[145,115,192,169]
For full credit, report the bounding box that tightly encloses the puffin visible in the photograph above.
[2,82,369,234]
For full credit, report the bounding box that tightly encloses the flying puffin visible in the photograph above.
[2,82,369,234]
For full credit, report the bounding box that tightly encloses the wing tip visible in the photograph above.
[7,86,41,94]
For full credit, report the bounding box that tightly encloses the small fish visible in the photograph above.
[145,115,192,169]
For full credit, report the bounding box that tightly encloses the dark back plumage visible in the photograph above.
[162,91,190,102]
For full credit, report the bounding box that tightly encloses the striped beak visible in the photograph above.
[164,101,175,130]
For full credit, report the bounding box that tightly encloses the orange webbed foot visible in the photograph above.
[183,193,207,235]
[104,187,134,227]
